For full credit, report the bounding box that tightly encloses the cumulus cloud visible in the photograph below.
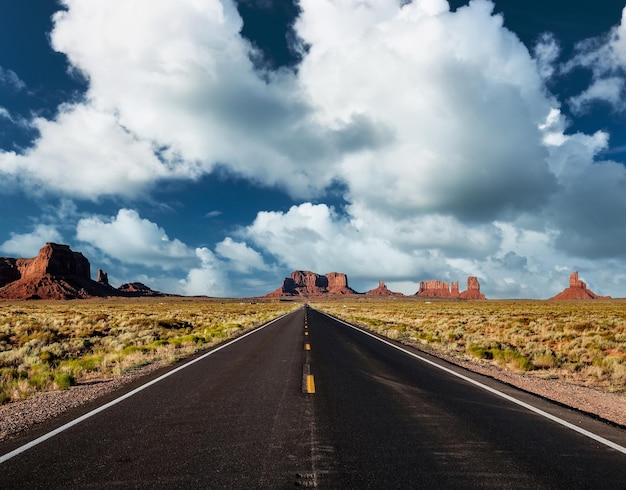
[76,209,197,269]
[215,237,268,272]
[12,0,378,199]
[3,0,626,298]
[564,6,626,111]
[243,202,503,292]
[0,224,63,257]
[534,32,560,81]
[296,0,557,222]
[569,77,624,113]
[75,208,239,296]
[0,104,169,198]
[242,202,585,297]
[179,247,231,297]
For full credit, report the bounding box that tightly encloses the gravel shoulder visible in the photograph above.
[1,341,625,443]
[433,350,626,427]
[0,361,166,442]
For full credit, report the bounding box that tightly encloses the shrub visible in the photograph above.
[0,388,10,405]
[54,373,75,390]
[533,353,558,369]
[28,371,53,390]
[468,344,492,359]
[39,350,56,364]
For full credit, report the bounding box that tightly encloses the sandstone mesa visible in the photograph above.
[0,243,163,300]
[265,270,358,298]
[415,276,486,300]
[265,271,486,299]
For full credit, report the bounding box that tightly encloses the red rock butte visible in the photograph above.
[0,243,163,300]
[265,270,358,298]
[365,281,404,297]
[549,271,611,300]
[416,276,486,300]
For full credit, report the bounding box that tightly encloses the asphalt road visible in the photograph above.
[1,305,626,488]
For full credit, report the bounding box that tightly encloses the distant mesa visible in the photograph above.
[265,270,358,298]
[0,243,164,300]
[365,281,404,297]
[549,271,611,300]
[264,271,486,300]
[416,276,486,300]
[118,282,164,297]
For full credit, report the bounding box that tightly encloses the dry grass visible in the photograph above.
[0,297,298,404]
[312,298,626,392]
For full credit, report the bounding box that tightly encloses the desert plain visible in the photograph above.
[1,296,625,440]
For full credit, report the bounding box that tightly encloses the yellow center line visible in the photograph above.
[305,343,311,351]
[306,375,316,394]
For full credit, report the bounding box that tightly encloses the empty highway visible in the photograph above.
[1,306,626,488]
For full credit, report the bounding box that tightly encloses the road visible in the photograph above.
[1,305,626,488]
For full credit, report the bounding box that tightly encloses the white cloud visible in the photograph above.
[178,247,230,297]
[75,208,237,296]
[0,103,169,198]
[244,202,499,289]
[569,77,624,113]
[215,237,267,272]
[31,0,366,199]
[534,32,560,81]
[0,67,26,92]
[3,1,626,299]
[0,224,63,257]
[76,209,196,269]
[564,6,626,111]
[296,0,557,222]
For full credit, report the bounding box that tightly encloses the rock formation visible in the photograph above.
[0,243,164,300]
[265,270,358,298]
[118,282,162,296]
[365,281,404,297]
[459,276,486,300]
[416,276,485,299]
[549,271,610,300]
[97,268,109,286]
[416,280,458,298]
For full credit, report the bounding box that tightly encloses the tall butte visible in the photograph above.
[549,271,610,300]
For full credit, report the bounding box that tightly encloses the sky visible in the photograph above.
[1,0,626,299]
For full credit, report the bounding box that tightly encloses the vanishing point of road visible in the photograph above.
[2,306,626,488]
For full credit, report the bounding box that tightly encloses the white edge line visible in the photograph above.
[321,310,626,456]
[0,310,295,464]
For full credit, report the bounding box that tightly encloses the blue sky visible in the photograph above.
[1,0,626,299]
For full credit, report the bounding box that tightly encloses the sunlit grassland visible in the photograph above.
[0,298,298,404]
[312,298,626,392]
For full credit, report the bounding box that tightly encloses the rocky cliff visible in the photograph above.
[365,281,404,297]
[265,270,358,298]
[416,276,485,299]
[459,276,486,300]
[0,243,163,300]
[549,272,611,300]
[416,280,458,298]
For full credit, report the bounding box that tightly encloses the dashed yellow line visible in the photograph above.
[306,375,316,394]
[304,331,309,336]
[305,343,311,351]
